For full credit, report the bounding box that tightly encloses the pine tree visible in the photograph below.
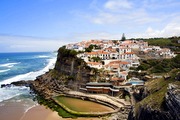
[121,33,126,41]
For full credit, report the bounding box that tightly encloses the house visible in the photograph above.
[87,62,103,69]
[110,77,125,86]
[158,48,176,58]
[85,82,119,94]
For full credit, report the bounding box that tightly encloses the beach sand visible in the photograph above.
[20,105,62,120]
[21,105,102,120]
[0,98,29,120]
[0,99,102,120]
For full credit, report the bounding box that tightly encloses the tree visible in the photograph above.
[121,33,126,41]
[91,56,101,62]
[85,44,94,52]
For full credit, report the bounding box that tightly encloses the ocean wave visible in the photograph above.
[0,57,56,85]
[0,57,56,102]
[0,69,10,73]
[0,72,34,85]
[0,62,20,68]
[37,55,50,58]
[0,86,30,102]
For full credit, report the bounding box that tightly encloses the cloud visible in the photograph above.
[0,35,68,52]
[128,18,180,38]
[82,0,167,25]
[104,0,132,10]
[69,32,122,41]
[72,0,180,38]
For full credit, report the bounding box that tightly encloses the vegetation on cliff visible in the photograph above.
[135,69,180,110]
[143,36,180,52]
[36,95,77,118]
[136,54,180,73]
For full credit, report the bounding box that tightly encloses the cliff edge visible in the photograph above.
[128,71,180,120]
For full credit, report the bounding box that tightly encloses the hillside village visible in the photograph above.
[65,39,176,94]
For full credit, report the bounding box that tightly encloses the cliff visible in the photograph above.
[31,46,94,99]
[54,46,93,86]
[128,70,180,120]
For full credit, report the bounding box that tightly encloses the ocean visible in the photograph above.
[0,52,57,103]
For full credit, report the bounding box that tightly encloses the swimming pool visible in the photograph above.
[127,80,144,85]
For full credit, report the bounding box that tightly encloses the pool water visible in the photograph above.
[54,96,114,112]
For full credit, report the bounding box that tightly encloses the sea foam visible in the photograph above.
[0,69,10,73]
[0,86,30,102]
[0,57,56,102]
[0,58,56,85]
[0,62,19,68]
[37,55,50,58]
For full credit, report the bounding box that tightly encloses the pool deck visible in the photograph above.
[52,91,131,116]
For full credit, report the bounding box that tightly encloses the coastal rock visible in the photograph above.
[11,80,33,87]
[165,84,180,120]
[1,84,11,88]
[128,83,180,120]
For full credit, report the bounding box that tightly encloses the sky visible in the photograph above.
[0,0,180,52]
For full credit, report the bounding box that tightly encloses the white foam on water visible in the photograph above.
[0,69,10,73]
[0,57,56,102]
[37,55,50,58]
[0,57,56,85]
[0,72,33,85]
[0,86,30,102]
[0,62,20,68]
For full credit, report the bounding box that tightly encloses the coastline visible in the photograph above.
[21,105,102,120]
[0,52,58,120]
[0,97,102,120]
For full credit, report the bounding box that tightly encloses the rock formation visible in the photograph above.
[128,83,180,120]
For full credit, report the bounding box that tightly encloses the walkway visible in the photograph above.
[68,91,130,108]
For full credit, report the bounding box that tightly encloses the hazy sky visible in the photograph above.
[0,0,180,52]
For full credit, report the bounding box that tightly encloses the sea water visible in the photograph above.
[0,52,57,103]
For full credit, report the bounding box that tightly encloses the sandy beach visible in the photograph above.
[0,99,102,120]
[21,105,102,120]
[20,105,62,120]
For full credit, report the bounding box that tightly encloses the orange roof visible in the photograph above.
[110,64,119,68]
[86,52,98,55]
[120,71,128,75]
[110,51,117,53]
[120,61,129,65]
[111,77,125,81]
[87,62,102,65]
[109,72,116,75]
[109,60,121,64]
[96,50,109,54]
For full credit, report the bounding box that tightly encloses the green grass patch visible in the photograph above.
[36,95,77,118]
[135,69,180,110]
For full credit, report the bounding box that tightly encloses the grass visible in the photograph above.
[36,95,77,118]
[135,69,180,111]
[143,37,180,51]
[144,38,171,47]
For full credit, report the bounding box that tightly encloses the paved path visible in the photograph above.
[68,91,131,108]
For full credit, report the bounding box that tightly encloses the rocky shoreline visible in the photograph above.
[4,46,179,120]
[4,72,131,120]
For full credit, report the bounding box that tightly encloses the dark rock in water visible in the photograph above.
[1,84,12,88]
[11,80,33,87]
[1,84,6,88]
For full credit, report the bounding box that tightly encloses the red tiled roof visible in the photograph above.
[120,61,129,65]
[87,62,102,65]
[111,77,125,81]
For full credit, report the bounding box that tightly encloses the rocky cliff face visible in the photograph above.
[128,83,180,120]
[30,47,94,98]
[54,46,92,85]
[165,84,180,120]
